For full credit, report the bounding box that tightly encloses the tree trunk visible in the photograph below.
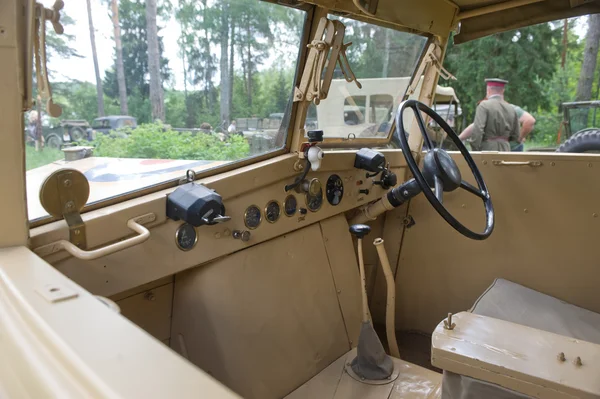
[382,28,390,78]
[111,0,128,115]
[228,21,235,119]
[246,19,252,109]
[576,14,600,101]
[220,2,230,128]
[86,0,105,117]
[146,0,165,121]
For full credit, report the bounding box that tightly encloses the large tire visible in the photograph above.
[69,126,86,141]
[45,133,63,149]
[557,129,600,153]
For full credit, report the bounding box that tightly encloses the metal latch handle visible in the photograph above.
[35,214,153,260]
[492,160,543,167]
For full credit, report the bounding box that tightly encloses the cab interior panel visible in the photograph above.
[5,0,600,397]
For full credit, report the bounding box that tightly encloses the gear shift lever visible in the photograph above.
[348,224,394,381]
[349,224,372,322]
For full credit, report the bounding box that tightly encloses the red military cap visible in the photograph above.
[485,78,508,88]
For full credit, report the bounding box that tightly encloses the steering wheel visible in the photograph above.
[395,100,494,240]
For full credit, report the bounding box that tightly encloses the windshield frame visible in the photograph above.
[29,1,314,228]
[315,30,432,149]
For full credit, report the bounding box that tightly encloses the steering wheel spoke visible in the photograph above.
[460,180,486,199]
[410,103,434,150]
[434,175,444,203]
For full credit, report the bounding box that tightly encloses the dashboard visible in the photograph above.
[172,169,390,252]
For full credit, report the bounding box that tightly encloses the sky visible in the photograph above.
[44,0,185,89]
[43,0,588,91]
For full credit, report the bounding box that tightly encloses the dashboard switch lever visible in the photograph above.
[233,230,251,242]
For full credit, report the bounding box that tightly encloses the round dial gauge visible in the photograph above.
[326,174,344,206]
[175,223,197,251]
[284,195,297,217]
[265,200,281,223]
[244,205,262,229]
[306,190,323,212]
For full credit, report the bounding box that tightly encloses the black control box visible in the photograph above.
[354,148,385,172]
[167,183,226,227]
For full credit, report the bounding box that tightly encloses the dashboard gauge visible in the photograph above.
[265,200,281,223]
[175,223,197,251]
[306,190,324,212]
[326,174,344,206]
[284,195,297,217]
[244,205,262,229]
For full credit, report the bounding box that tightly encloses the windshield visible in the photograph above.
[26,0,306,222]
[310,16,428,140]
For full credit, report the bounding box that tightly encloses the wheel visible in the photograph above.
[557,129,600,153]
[394,100,494,240]
[69,126,86,141]
[45,133,63,149]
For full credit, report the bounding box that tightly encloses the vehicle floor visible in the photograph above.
[374,325,440,373]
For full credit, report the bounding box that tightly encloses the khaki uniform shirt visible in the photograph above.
[471,96,520,151]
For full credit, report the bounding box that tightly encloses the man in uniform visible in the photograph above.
[458,78,520,151]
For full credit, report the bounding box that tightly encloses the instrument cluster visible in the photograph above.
[242,173,346,230]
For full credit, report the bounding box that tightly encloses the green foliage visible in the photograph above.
[445,23,562,122]
[92,122,249,161]
[25,146,63,171]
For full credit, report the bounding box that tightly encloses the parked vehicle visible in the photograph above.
[88,115,138,137]
[43,119,90,149]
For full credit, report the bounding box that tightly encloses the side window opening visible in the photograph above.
[25,0,307,223]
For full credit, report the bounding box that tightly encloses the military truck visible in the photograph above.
[556,101,600,152]
[4,0,600,398]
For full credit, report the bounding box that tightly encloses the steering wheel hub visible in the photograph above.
[423,149,462,192]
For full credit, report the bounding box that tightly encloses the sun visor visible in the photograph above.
[455,0,600,44]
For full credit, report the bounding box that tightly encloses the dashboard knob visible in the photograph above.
[233,230,251,242]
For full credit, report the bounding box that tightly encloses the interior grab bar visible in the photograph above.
[492,160,542,167]
[34,213,154,260]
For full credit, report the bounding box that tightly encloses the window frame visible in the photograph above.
[314,27,432,149]
[28,2,315,228]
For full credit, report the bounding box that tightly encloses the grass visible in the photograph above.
[25,145,63,171]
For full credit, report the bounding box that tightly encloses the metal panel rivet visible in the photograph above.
[524,208,528,213]
[551,162,555,166]
[575,356,583,367]
[589,163,593,168]
[483,160,488,165]
[594,213,598,218]
[558,352,566,362]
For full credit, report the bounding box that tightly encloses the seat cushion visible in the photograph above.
[442,278,600,399]
[470,278,600,344]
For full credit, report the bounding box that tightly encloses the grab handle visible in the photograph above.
[492,160,542,167]
[35,213,154,260]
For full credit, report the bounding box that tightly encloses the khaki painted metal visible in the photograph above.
[169,224,352,399]
[396,151,600,333]
[432,312,600,398]
[4,0,600,397]
[39,168,90,248]
[0,0,28,246]
[0,246,240,398]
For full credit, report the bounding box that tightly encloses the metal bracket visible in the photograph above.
[39,169,90,249]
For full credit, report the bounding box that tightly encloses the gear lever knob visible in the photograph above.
[349,224,371,239]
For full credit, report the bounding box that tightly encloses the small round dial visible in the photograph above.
[265,200,281,223]
[284,195,297,217]
[326,174,344,206]
[244,205,262,229]
[306,190,323,212]
[175,223,197,251]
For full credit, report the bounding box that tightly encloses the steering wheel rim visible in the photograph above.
[396,100,494,240]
